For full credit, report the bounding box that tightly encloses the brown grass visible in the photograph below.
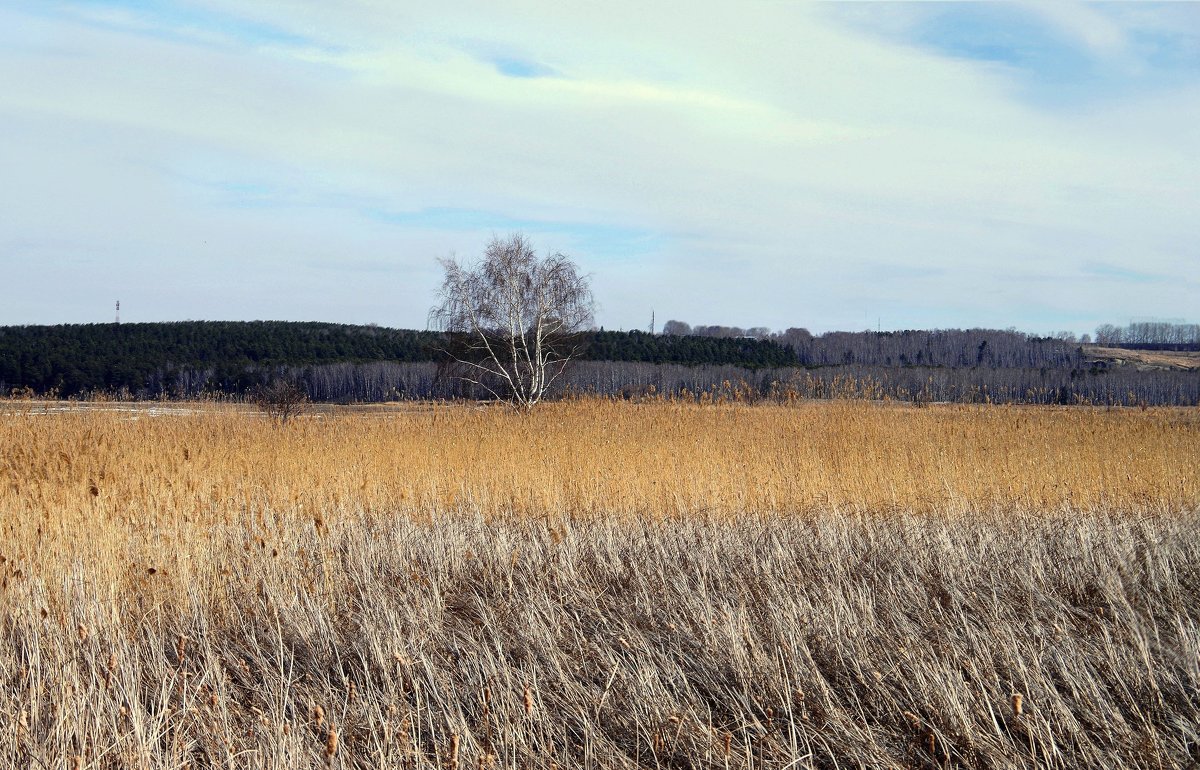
[1,399,1199,768]
[1084,345,1200,371]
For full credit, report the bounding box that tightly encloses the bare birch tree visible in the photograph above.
[430,233,594,409]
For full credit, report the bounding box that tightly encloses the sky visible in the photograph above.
[1,1,1197,336]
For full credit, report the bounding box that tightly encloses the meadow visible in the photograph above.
[1,398,1198,768]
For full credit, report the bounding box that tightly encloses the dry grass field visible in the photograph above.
[1083,345,1200,371]
[1,399,1199,768]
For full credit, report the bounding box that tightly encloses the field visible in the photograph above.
[1083,345,1200,372]
[2,399,1199,768]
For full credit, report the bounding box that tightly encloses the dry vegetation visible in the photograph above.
[1084,345,1200,372]
[2,399,1199,768]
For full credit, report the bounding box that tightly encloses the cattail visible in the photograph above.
[398,712,414,756]
[449,733,461,769]
[325,724,339,761]
[104,651,118,687]
[71,756,82,770]
[722,731,732,757]
[77,623,89,643]
[1011,693,1024,717]
[523,686,533,716]
[312,704,326,727]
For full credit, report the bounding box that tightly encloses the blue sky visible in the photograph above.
[1,1,1196,335]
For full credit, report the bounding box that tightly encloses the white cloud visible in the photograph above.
[0,1,1196,333]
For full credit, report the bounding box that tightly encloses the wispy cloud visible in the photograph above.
[1081,261,1170,285]
[828,2,1199,104]
[0,1,1195,334]
[11,0,324,52]
[1016,0,1130,58]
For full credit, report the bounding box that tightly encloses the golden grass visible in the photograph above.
[2,397,1196,595]
[1,398,1199,768]
[5,399,1198,521]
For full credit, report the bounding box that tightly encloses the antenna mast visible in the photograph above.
[115,300,120,324]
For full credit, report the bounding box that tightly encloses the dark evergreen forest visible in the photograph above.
[0,322,792,397]
[0,320,1195,406]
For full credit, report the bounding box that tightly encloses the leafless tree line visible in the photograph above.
[124,360,1199,407]
[663,324,1087,369]
[1094,322,1200,348]
[665,319,1200,354]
